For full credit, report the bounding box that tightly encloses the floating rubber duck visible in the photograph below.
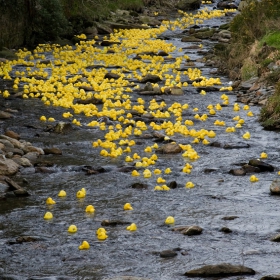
[44,212,53,220]
[247,111,254,117]
[68,225,77,233]
[278,171,280,175]
[131,170,140,176]
[260,152,267,159]
[154,169,161,175]
[77,188,86,198]
[250,175,259,182]
[79,240,90,250]
[123,203,133,210]
[162,185,170,191]
[185,181,195,188]
[200,90,206,95]
[157,177,166,183]
[126,223,137,231]
[164,168,172,174]
[97,231,108,240]
[85,205,95,213]
[40,116,47,121]
[165,216,175,225]
[58,190,66,197]
[202,139,210,145]
[243,132,251,140]
[154,185,163,191]
[96,227,107,235]
[143,169,152,178]
[243,105,250,110]
[46,197,56,205]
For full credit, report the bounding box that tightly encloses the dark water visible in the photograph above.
[1,5,280,280]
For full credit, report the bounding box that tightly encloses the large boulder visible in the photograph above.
[176,0,201,11]
[185,263,255,277]
[0,156,19,175]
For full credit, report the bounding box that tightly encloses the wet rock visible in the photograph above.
[157,51,168,56]
[8,236,38,244]
[5,130,20,140]
[222,216,238,220]
[229,168,246,176]
[270,179,280,195]
[203,168,218,173]
[83,166,106,175]
[168,181,177,189]
[164,86,184,95]
[270,233,280,242]
[181,36,202,42]
[217,1,238,10]
[101,220,131,226]
[78,85,94,91]
[248,158,274,172]
[223,142,250,149]
[220,227,232,233]
[0,275,25,280]
[12,157,32,167]
[0,156,19,175]
[104,72,121,79]
[22,145,44,155]
[184,263,255,277]
[261,275,280,280]
[118,166,135,173]
[76,97,103,105]
[242,164,261,173]
[22,152,40,165]
[160,250,177,258]
[35,167,56,173]
[43,147,62,155]
[54,122,73,134]
[158,143,182,154]
[173,225,203,236]
[0,111,12,119]
[176,0,201,11]
[131,182,149,189]
[140,74,161,83]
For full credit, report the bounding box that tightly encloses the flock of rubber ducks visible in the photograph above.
[1,2,274,250]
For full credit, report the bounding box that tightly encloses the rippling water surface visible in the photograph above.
[1,5,280,280]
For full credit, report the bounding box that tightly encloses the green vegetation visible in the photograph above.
[260,82,280,129]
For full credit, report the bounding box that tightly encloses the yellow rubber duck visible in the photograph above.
[79,240,90,250]
[154,169,161,175]
[164,168,172,174]
[46,197,56,205]
[68,225,78,233]
[44,212,53,220]
[58,190,66,197]
[154,185,163,191]
[165,216,175,225]
[243,105,250,110]
[131,170,140,176]
[243,132,251,140]
[97,232,108,240]
[202,139,210,145]
[76,188,86,198]
[250,175,259,182]
[185,181,195,188]
[126,223,137,231]
[157,177,166,183]
[162,185,170,191]
[143,169,152,178]
[85,205,95,213]
[260,152,267,159]
[247,111,254,117]
[123,203,133,210]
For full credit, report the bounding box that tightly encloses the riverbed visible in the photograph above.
[1,3,280,280]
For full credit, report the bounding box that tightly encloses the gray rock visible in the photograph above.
[0,111,13,119]
[54,122,73,134]
[270,233,280,242]
[184,263,255,277]
[43,147,62,155]
[248,158,274,172]
[12,157,32,167]
[173,225,203,236]
[176,0,201,11]
[22,152,40,165]
[261,275,280,280]
[229,168,246,176]
[158,143,182,154]
[160,250,177,258]
[140,74,162,83]
[270,179,280,195]
[0,156,19,175]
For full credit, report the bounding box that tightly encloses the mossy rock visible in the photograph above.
[0,50,17,60]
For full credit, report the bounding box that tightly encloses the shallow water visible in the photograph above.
[1,5,280,280]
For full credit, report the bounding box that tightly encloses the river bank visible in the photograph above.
[1,1,280,279]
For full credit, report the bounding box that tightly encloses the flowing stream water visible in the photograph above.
[1,4,280,280]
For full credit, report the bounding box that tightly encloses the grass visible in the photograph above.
[260,31,280,50]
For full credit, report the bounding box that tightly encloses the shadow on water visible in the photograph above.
[1,5,280,280]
